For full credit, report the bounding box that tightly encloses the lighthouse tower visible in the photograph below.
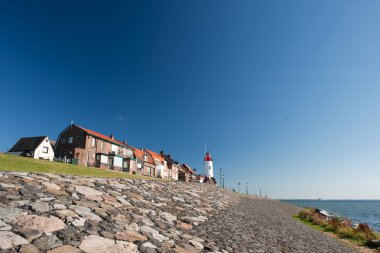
[204,151,214,178]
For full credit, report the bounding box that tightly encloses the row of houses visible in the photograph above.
[8,124,200,182]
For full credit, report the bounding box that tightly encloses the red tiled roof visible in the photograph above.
[182,163,195,174]
[130,146,145,158]
[142,149,155,164]
[145,149,164,162]
[75,125,125,146]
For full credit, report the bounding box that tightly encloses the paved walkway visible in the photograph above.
[192,197,355,253]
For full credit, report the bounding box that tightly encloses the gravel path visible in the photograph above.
[192,197,356,253]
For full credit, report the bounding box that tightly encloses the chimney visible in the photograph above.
[123,139,127,144]
[168,154,171,158]
[160,151,164,155]
[110,134,114,140]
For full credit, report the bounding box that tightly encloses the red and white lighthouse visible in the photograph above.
[204,151,214,178]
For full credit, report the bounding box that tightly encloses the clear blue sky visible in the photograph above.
[1,1,380,199]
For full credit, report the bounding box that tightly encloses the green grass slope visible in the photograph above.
[0,153,157,180]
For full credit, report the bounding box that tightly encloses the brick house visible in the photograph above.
[145,149,169,179]
[160,151,179,180]
[179,163,196,182]
[131,147,156,177]
[55,124,133,171]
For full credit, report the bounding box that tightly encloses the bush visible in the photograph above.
[329,217,342,231]
[356,223,378,241]
[295,208,379,246]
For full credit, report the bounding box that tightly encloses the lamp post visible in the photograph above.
[219,168,222,187]
[222,175,225,188]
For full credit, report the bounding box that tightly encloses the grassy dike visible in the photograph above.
[0,153,159,180]
[294,208,380,252]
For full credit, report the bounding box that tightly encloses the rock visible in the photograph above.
[140,225,159,237]
[0,231,29,250]
[14,200,30,207]
[173,196,185,203]
[115,230,148,242]
[0,206,25,222]
[6,194,21,200]
[72,192,80,200]
[160,211,177,223]
[69,205,102,222]
[100,230,115,239]
[79,235,114,253]
[177,222,193,230]
[42,182,61,191]
[20,244,40,253]
[70,217,86,227]
[141,242,158,253]
[126,192,145,201]
[162,240,175,250]
[189,240,204,250]
[116,240,138,253]
[0,219,12,230]
[55,209,79,219]
[180,216,207,225]
[30,202,50,212]
[173,245,199,253]
[75,185,103,201]
[139,226,169,242]
[16,228,43,242]
[53,204,66,210]
[40,197,56,201]
[79,235,138,253]
[0,182,17,188]
[33,235,63,251]
[368,240,380,247]
[14,214,66,233]
[116,196,132,206]
[124,223,139,231]
[47,245,81,253]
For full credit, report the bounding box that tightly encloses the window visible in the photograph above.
[68,137,73,144]
[92,154,95,159]
[76,136,81,141]
[100,141,104,149]
[61,138,66,144]
[144,155,148,162]
[42,147,48,153]
[92,138,95,147]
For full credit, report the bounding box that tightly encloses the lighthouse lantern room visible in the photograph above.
[204,151,214,178]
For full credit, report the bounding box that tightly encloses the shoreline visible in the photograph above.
[283,199,380,234]
[0,171,362,252]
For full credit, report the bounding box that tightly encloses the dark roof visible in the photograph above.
[9,136,47,152]
[161,153,179,165]
[182,163,196,174]
[74,125,126,146]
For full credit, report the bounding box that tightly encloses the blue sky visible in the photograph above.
[1,1,380,199]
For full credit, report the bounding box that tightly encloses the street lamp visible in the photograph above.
[222,175,225,188]
[219,168,222,187]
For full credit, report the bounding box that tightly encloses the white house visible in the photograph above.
[8,136,55,161]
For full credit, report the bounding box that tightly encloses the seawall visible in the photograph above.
[0,172,355,252]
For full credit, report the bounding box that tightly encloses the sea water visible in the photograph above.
[281,199,380,232]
